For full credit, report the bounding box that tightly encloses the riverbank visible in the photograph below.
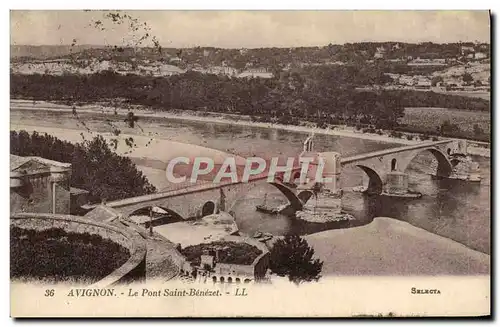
[305,216,490,276]
[10,99,417,145]
[11,107,491,271]
[10,99,490,157]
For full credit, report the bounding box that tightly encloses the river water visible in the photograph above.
[11,109,491,254]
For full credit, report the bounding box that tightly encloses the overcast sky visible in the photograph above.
[10,10,490,48]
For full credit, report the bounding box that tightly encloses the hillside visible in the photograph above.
[10,45,106,60]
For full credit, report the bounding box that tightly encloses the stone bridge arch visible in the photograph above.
[108,187,223,220]
[397,147,453,177]
[356,164,384,195]
[128,205,185,227]
[224,179,304,212]
[268,182,304,210]
[201,200,217,217]
[297,190,315,204]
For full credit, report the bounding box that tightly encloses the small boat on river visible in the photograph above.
[256,193,279,215]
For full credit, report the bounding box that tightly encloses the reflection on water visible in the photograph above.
[11,109,491,254]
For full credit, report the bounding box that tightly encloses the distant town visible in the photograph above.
[11,42,490,93]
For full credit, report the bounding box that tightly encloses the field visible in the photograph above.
[431,90,491,101]
[401,107,491,136]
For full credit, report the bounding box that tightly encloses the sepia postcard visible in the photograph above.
[9,10,491,318]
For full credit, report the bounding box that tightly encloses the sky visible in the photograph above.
[10,10,491,48]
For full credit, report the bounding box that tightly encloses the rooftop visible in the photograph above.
[10,154,71,172]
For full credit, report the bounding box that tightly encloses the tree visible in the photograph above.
[473,124,484,137]
[462,73,474,84]
[10,130,156,203]
[431,76,443,87]
[269,234,323,284]
[438,120,460,135]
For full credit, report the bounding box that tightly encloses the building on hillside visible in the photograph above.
[474,52,488,60]
[387,58,405,63]
[461,45,475,55]
[407,58,446,66]
[155,64,185,76]
[398,75,415,86]
[374,46,386,59]
[238,68,273,79]
[207,66,238,76]
[415,77,432,88]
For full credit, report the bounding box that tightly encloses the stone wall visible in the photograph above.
[10,213,147,287]
[10,174,70,215]
[214,236,271,282]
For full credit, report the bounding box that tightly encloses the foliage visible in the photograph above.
[10,226,130,284]
[10,130,156,203]
[420,133,430,141]
[11,68,489,134]
[462,72,474,84]
[390,130,404,138]
[473,124,484,136]
[439,120,460,135]
[269,234,323,284]
[431,76,443,86]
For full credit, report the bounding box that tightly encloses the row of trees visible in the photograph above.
[10,130,156,203]
[10,68,489,131]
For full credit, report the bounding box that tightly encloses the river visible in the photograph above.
[10,109,491,255]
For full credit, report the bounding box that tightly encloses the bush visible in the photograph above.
[390,130,403,138]
[420,134,430,141]
[473,124,484,136]
[10,227,130,284]
[439,120,460,135]
[270,234,323,284]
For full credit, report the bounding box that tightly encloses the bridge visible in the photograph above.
[338,139,468,195]
[81,168,308,220]
[81,138,471,219]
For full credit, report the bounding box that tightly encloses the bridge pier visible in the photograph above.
[296,152,355,223]
[445,154,482,183]
[382,172,422,198]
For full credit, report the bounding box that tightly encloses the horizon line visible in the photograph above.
[10,40,491,50]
